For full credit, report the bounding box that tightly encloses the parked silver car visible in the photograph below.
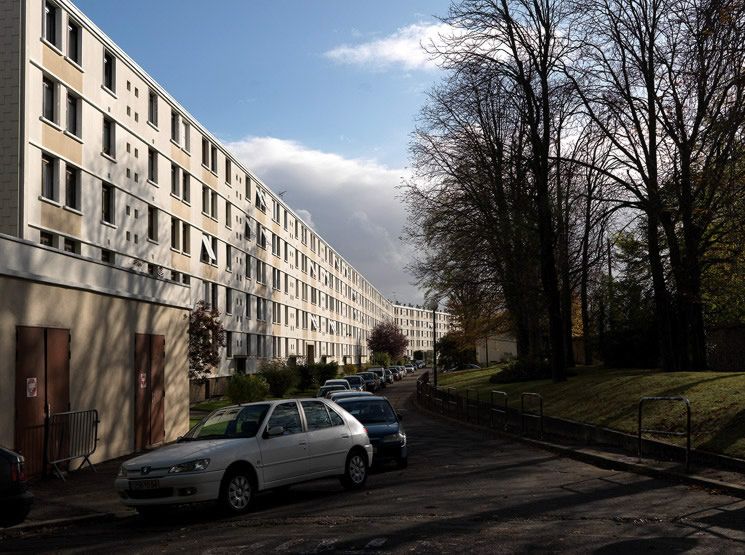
[115,399,373,515]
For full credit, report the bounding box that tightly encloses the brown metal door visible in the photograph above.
[149,335,165,446]
[15,327,46,477]
[46,328,71,470]
[134,334,151,451]
[46,328,70,414]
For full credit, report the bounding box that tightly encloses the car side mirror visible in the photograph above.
[264,426,285,438]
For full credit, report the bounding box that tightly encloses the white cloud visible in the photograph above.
[225,136,423,304]
[324,22,453,71]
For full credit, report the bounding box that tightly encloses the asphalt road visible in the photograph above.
[4,375,745,554]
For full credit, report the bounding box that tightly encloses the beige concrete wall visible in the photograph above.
[0,0,21,236]
[476,335,518,366]
[0,275,189,463]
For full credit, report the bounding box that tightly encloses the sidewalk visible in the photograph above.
[412,392,745,499]
[2,457,134,535]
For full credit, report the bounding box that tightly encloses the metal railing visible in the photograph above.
[490,390,509,430]
[521,393,543,438]
[465,389,480,424]
[638,396,691,472]
[46,409,100,480]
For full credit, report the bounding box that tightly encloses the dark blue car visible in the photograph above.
[336,396,407,468]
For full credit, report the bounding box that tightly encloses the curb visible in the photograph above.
[411,394,745,499]
[1,511,131,538]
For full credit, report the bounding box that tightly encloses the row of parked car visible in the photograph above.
[114,365,420,517]
[316,364,418,398]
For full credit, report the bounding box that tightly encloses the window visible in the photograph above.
[301,401,332,430]
[225,201,232,228]
[257,297,266,321]
[210,145,218,173]
[202,185,209,214]
[44,1,59,46]
[200,234,217,264]
[147,206,158,242]
[103,50,115,92]
[182,172,191,203]
[267,403,302,435]
[226,288,233,314]
[202,137,209,166]
[170,110,179,142]
[101,183,114,224]
[211,190,218,219]
[42,77,55,122]
[41,153,56,200]
[148,148,157,182]
[226,331,233,358]
[101,248,114,264]
[171,217,180,250]
[64,165,80,210]
[148,90,158,126]
[182,121,190,151]
[245,174,251,199]
[67,19,81,64]
[102,117,115,157]
[40,230,55,247]
[226,245,232,271]
[171,164,179,196]
[63,237,80,254]
[182,222,190,254]
[66,92,79,136]
[225,159,231,184]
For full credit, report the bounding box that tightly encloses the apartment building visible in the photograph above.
[0,0,451,470]
[394,304,452,360]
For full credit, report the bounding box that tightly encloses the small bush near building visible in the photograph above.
[313,362,339,385]
[226,374,269,404]
[371,352,391,368]
[490,358,552,384]
[259,359,298,398]
[342,363,360,375]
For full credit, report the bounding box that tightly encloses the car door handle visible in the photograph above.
[298,440,307,445]
[340,434,350,439]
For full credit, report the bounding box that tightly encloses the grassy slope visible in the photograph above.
[439,367,745,459]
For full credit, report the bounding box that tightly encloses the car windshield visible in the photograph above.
[339,399,397,424]
[185,404,270,440]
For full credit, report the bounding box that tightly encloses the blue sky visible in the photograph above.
[75,0,452,303]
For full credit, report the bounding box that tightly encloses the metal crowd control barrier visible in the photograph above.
[47,409,100,480]
[490,391,509,430]
[638,396,691,472]
[521,393,543,438]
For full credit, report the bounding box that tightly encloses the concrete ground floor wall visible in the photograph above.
[0,275,189,466]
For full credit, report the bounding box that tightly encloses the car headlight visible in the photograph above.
[383,432,406,445]
[168,458,210,473]
[117,465,127,478]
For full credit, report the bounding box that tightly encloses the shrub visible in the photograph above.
[371,352,391,367]
[313,362,339,385]
[226,374,269,404]
[342,363,360,375]
[489,358,552,384]
[258,359,298,398]
[297,364,316,390]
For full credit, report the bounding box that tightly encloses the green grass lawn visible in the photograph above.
[438,366,745,459]
[190,398,232,412]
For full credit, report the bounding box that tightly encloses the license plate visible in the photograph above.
[129,479,160,490]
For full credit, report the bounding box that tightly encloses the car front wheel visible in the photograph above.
[340,451,368,490]
[220,470,255,514]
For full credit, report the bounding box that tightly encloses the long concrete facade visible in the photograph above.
[0,0,452,379]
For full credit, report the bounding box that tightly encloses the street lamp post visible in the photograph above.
[431,299,438,388]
